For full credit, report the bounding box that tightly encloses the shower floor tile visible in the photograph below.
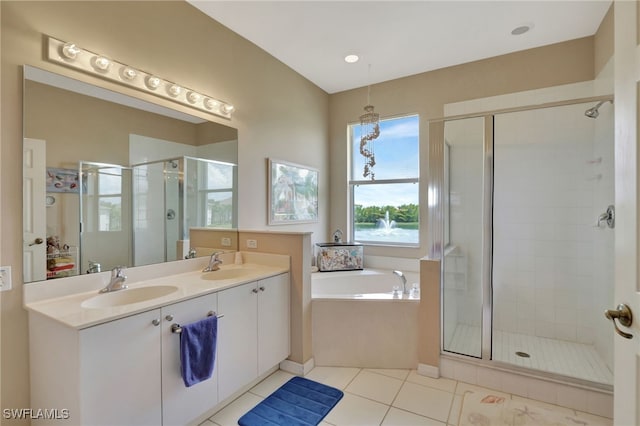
[446,324,613,385]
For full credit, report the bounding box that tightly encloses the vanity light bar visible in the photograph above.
[46,36,235,119]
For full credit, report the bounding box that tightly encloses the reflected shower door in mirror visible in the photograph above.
[23,65,239,283]
[131,157,237,269]
[80,162,133,276]
[442,116,485,358]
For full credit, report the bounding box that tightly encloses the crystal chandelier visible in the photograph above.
[359,66,380,180]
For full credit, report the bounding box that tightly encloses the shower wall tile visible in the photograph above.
[493,103,610,348]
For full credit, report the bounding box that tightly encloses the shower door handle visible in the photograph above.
[604,304,633,339]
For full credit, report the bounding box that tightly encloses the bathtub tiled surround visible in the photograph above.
[202,367,612,426]
[311,267,420,368]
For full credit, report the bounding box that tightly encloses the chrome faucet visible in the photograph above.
[393,270,408,295]
[332,229,343,243]
[100,266,128,293]
[203,252,223,272]
[185,248,197,259]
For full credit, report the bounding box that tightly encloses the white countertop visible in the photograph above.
[24,252,289,330]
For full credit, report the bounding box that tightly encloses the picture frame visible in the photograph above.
[268,158,318,225]
[46,167,81,193]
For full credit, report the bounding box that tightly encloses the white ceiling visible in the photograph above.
[188,1,612,94]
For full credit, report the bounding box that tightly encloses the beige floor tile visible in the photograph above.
[382,407,446,425]
[447,394,463,425]
[323,393,389,426]
[346,370,404,405]
[199,420,216,426]
[305,366,361,390]
[248,369,296,397]
[393,381,454,423]
[406,370,457,392]
[208,393,263,426]
[365,368,411,381]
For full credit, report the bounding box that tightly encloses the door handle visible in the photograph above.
[604,304,633,339]
[29,238,44,246]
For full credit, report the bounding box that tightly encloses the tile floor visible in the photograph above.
[200,367,613,426]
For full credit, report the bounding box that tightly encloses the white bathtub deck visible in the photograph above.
[446,324,613,385]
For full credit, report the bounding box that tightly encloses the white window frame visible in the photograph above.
[348,114,420,247]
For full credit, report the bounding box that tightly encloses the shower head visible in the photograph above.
[585,100,612,119]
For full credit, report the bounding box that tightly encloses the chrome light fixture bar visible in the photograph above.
[46,36,234,119]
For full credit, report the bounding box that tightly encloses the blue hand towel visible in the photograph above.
[179,315,217,387]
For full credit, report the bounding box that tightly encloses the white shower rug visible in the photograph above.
[458,391,609,426]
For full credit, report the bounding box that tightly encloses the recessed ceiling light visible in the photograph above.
[511,24,533,36]
[344,54,359,64]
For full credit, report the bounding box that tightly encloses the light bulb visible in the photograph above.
[121,66,137,81]
[221,104,235,114]
[187,91,201,104]
[204,98,219,110]
[168,84,182,97]
[93,55,111,71]
[61,42,80,60]
[146,76,161,90]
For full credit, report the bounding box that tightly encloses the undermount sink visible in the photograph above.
[81,285,179,309]
[201,268,253,281]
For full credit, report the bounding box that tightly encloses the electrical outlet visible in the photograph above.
[0,266,12,292]
[246,239,258,249]
[221,237,231,247]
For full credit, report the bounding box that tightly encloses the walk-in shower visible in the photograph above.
[434,99,614,387]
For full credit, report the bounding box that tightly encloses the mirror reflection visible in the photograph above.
[23,66,238,283]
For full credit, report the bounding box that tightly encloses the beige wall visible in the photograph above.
[595,4,614,76]
[24,81,202,168]
[1,1,328,417]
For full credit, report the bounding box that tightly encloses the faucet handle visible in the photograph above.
[112,266,126,278]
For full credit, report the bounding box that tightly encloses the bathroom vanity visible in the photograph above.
[24,253,290,426]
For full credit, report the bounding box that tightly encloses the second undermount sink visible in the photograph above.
[81,285,179,309]
[201,268,254,281]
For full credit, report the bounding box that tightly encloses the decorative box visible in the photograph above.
[316,243,363,272]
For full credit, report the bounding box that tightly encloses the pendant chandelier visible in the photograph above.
[359,65,380,180]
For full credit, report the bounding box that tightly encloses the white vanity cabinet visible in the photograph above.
[80,309,163,426]
[161,292,218,426]
[217,281,259,402]
[257,273,290,375]
[28,271,290,426]
[217,273,290,401]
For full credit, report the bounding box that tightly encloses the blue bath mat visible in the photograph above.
[238,376,344,426]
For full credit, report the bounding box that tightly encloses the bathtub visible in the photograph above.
[311,268,420,368]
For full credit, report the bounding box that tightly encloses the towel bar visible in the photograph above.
[171,311,223,334]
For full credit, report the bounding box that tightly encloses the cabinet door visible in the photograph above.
[258,273,290,375]
[80,309,162,426]
[217,281,258,401]
[161,292,218,426]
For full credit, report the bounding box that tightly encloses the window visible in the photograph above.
[349,114,419,246]
[97,168,123,232]
[197,160,236,228]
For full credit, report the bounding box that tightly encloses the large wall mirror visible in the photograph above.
[23,65,239,283]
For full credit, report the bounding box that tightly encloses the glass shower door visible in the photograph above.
[442,116,486,358]
[492,102,614,384]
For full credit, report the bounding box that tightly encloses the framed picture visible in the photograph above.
[46,167,80,193]
[268,158,318,224]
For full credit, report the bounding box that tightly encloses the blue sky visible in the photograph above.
[351,115,419,207]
